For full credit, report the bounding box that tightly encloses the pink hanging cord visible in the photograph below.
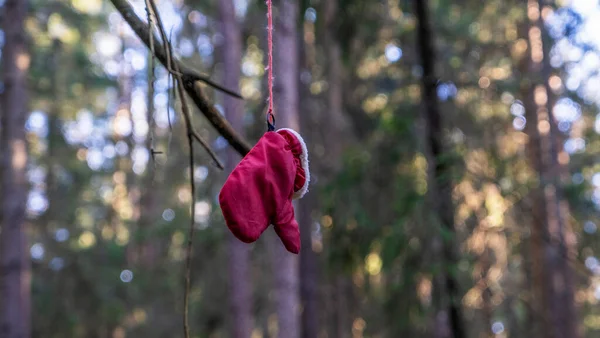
[266,0,275,130]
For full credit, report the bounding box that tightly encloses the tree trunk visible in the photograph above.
[480,248,493,338]
[270,1,301,337]
[412,1,465,338]
[334,276,351,338]
[298,5,320,338]
[0,1,31,337]
[298,199,318,338]
[218,1,253,337]
[538,2,579,336]
[523,1,580,337]
[322,0,350,174]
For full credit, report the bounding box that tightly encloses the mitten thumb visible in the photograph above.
[274,201,301,254]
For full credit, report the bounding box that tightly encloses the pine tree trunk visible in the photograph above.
[523,1,580,337]
[334,276,351,338]
[297,4,321,338]
[218,1,253,337]
[412,1,464,338]
[537,2,578,336]
[0,1,31,337]
[298,200,318,338]
[323,0,350,174]
[270,1,301,337]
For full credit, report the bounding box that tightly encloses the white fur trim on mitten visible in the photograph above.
[278,128,310,199]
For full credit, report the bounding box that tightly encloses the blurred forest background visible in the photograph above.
[1,0,600,337]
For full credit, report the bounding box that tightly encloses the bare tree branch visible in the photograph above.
[109,0,252,157]
[140,1,226,337]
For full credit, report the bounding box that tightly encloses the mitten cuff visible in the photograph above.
[277,128,310,199]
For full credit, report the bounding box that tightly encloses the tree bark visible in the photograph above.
[270,1,301,338]
[0,0,31,337]
[412,1,465,338]
[298,199,318,338]
[218,1,254,337]
[523,1,580,337]
[323,0,350,174]
[297,4,321,338]
[334,276,351,338]
[538,2,579,336]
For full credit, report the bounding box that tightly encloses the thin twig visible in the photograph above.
[190,130,224,169]
[152,2,174,159]
[144,2,223,337]
[166,15,222,169]
[176,68,196,338]
[146,3,192,337]
[168,29,175,134]
[146,0,223,169]
[145,0,155,63]
[146,0,240,99]
[171,56,199,338]
[186,73,243,99]
[166,83,174,157]
[147,0,174,75]
[145,0,159,168]
[109,0,252,156]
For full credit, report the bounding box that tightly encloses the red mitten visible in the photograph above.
[219,128,310,254]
